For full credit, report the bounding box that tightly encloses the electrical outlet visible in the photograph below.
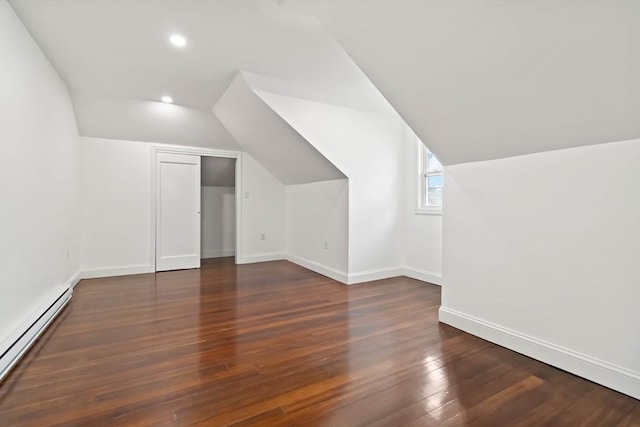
[260,232,266,240]
[324,241,328,250]
[244,192,250,199]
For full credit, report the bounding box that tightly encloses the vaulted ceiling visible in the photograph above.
[214,71,346,184]
[290,0,640,164]
[9,0,393,114]
[9,0,639,167]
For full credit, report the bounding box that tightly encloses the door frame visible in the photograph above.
[150,144,243,271]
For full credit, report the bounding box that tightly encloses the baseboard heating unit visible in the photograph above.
[0,289,72,381]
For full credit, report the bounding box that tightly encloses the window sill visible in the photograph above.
[415,207,442,216]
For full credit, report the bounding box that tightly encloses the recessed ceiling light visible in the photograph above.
[169,34,187,48]
[161,96,173,104]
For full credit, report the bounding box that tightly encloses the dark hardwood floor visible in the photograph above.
[0,258,638,426]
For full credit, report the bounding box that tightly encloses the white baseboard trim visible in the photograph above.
[282,258,443,287]
[347,267,403,285]
[81,264,154,279]
[346,266,442,286]
[0,274,76,381]
[236,252,285,264]
[401,266,442,286]
[286,254,349,284]
[439,306,640,400]
[77,260,442,289]
[202,249,235,259]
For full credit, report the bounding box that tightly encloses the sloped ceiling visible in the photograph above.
[8,0,394,115]
[214,72,345,185]
[9,0,639,165]
[72,91,239,149]
[287,0,640,164]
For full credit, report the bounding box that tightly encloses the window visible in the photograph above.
[418,144,443,214]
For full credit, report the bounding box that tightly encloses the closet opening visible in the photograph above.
[200,156,236,262]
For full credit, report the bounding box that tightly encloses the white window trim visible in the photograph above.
[416,142,443,215]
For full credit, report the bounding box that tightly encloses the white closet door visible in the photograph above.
[156,153,201,271]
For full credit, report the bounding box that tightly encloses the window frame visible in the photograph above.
[416,143,443,215]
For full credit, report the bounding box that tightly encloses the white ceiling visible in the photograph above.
[214,72,345,185]
[8,0,394,115]
[288,0,640,164]
[72,90,239,149]
[9,0,639,165]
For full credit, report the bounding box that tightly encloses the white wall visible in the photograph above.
[80,138,285,271]
[238,154,286,263]
[0,0,80,350]
[440,138,640,398]
[255,92,405,281]
[286,180,349,279]
[80,137,152,277]
[201,186,236,258]
[73,91,240,150]
[402,129,443,285]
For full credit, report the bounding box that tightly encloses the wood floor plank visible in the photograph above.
[0,257,636,426]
